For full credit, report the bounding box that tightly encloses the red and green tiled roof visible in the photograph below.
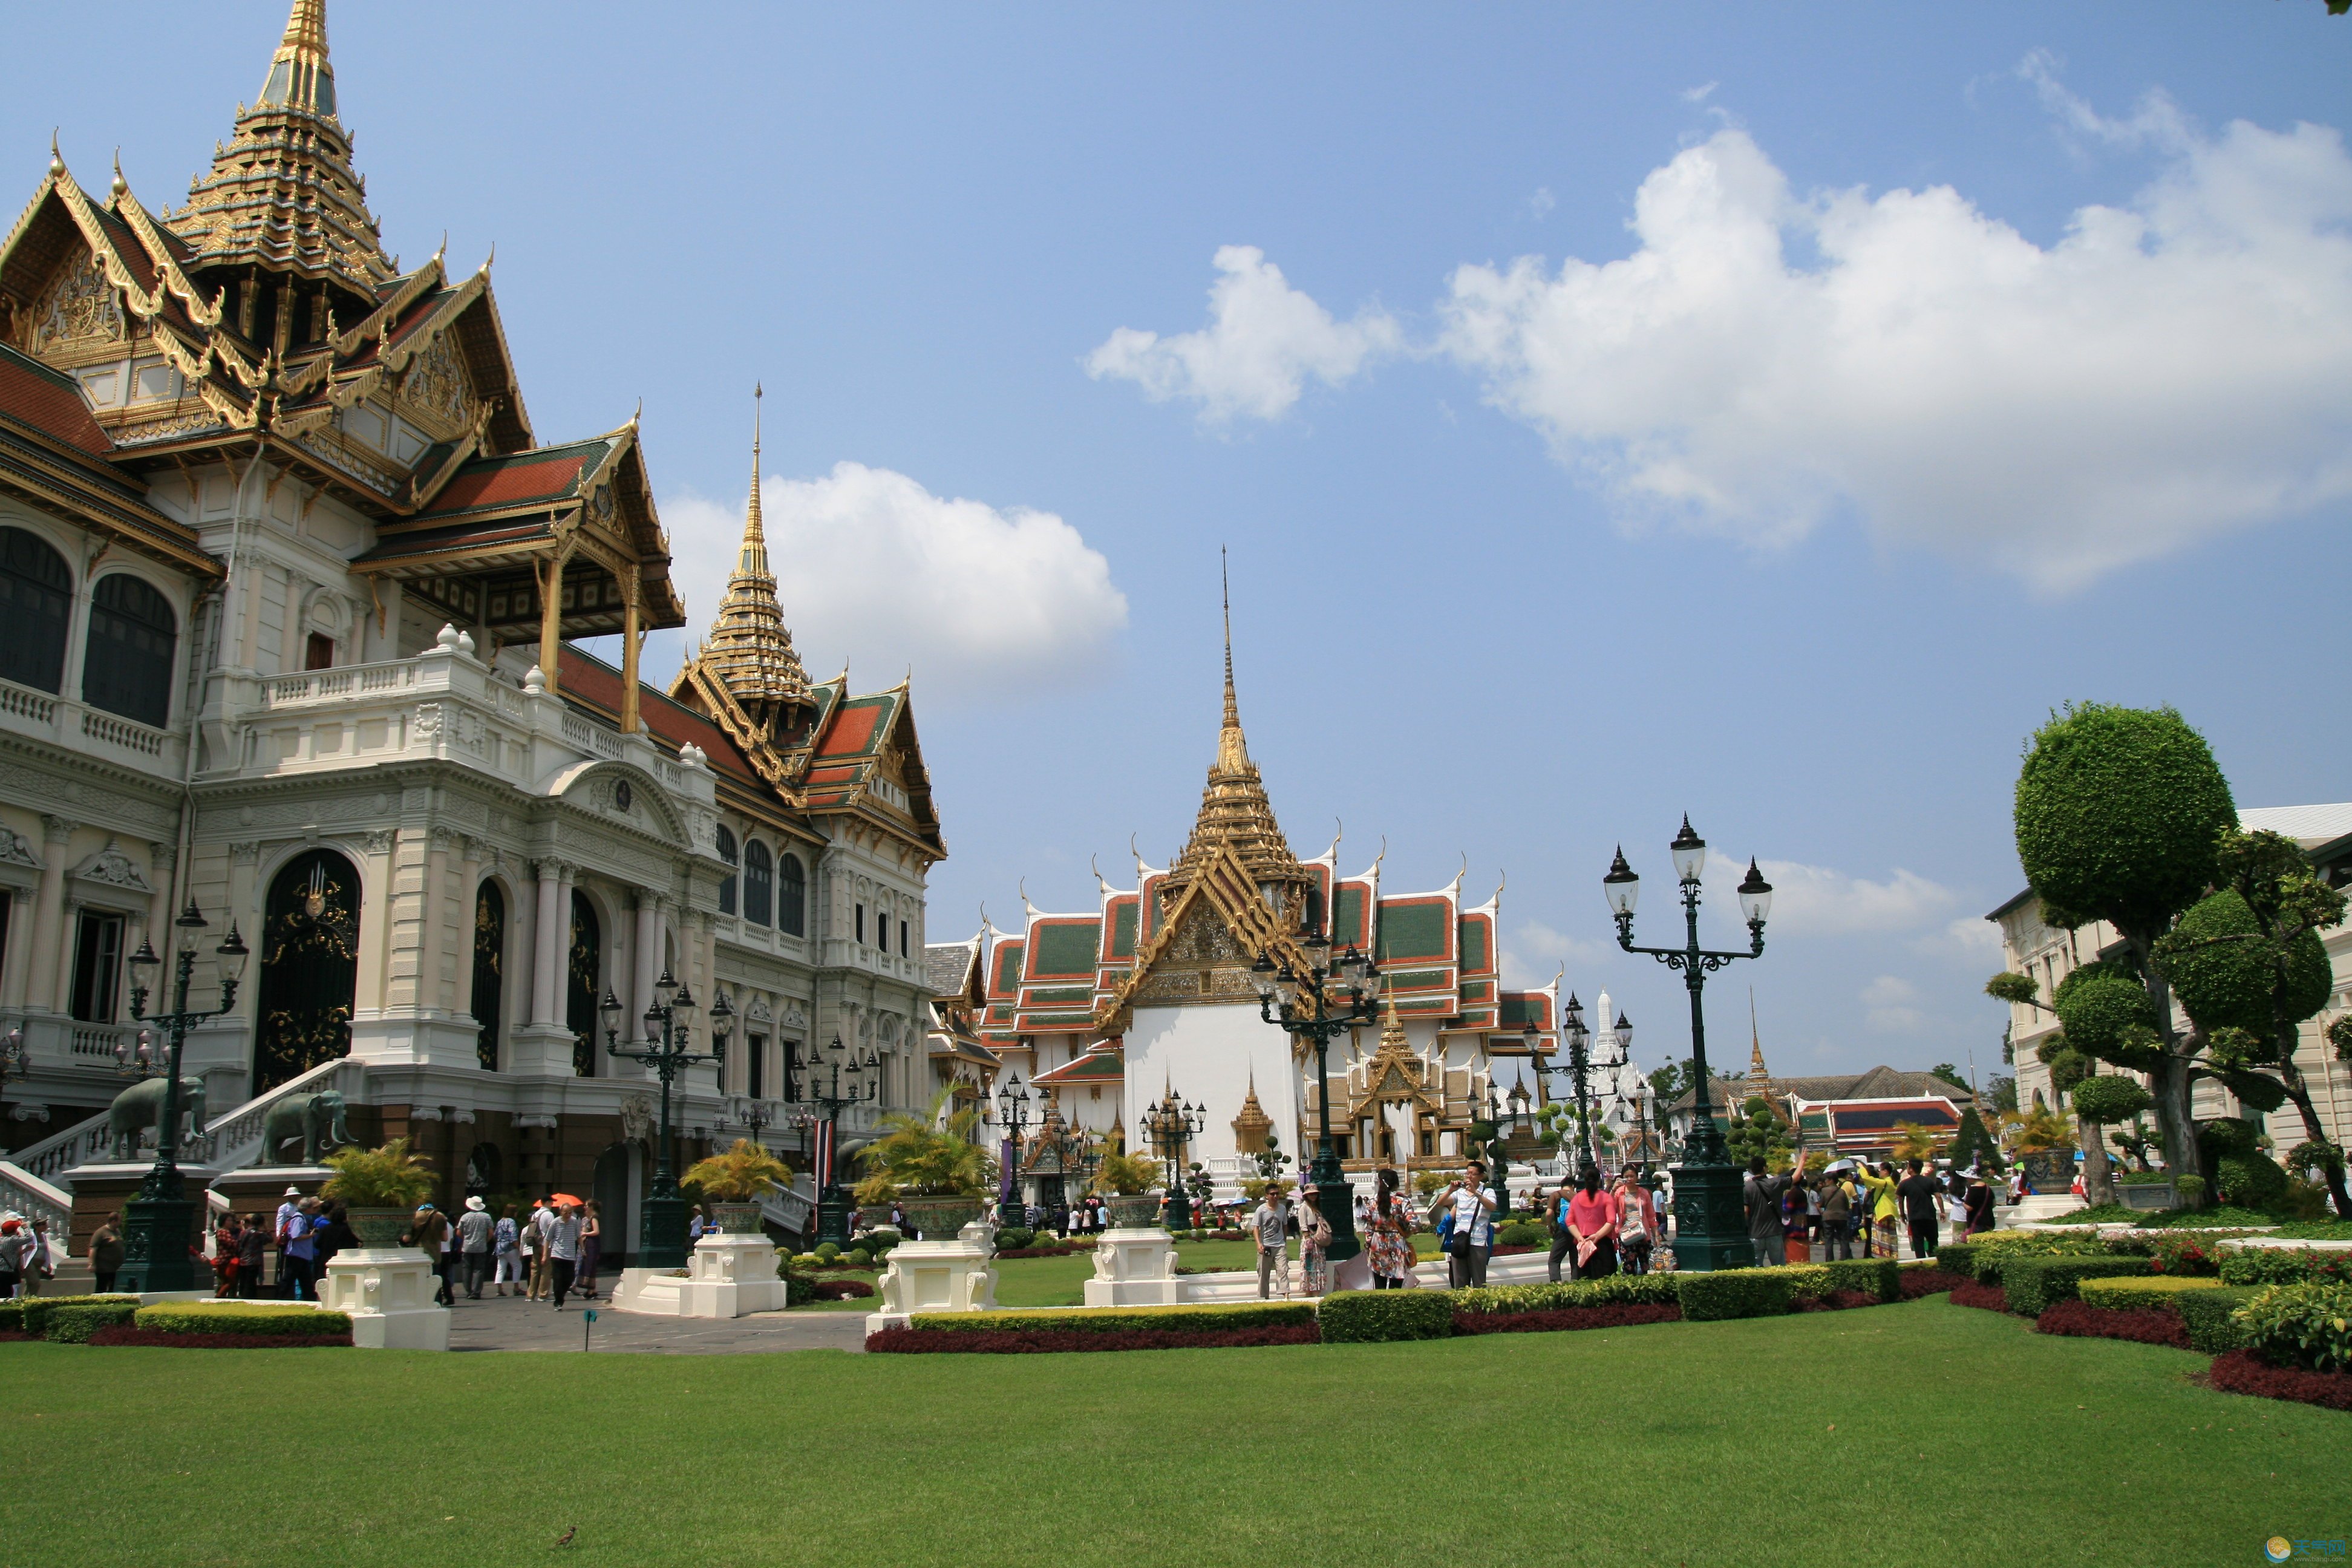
[0,344,113,456]
[1458,912,1495,978]
[556,644,761,788]
[1034,1042,1125,1086]
[404,436,614,522]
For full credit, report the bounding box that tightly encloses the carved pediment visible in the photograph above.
[396,330,478,436]
[26,251,125,357]
[69,838,151,894]
[0,828,42,870]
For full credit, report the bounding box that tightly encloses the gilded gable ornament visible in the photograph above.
[30,252,124,353]
[399,333,474,431]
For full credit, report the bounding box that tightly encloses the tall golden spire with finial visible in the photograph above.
[168,0,394,292]
[697,384,811,731]
[1746,988,1773,1107]
[1165,549,1306,902]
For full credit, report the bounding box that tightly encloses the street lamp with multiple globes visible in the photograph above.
[987,1070,1032,1222]
[1251,926,1382,1261]
[117,902,248,1292]
[601,969,731,1269]
[1604,816,1772,1272]
[1140,1083,1204,1230]
[794,1034,877,1248]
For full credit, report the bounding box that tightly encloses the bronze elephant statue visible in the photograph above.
[107,1074,208,1162]
[264,1089,351,1166]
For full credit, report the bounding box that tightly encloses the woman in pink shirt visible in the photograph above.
[1566,1166,1620,1279]
[1612,1171,1656,1275]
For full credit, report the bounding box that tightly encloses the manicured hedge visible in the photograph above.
[44,1302,140,1343]
[2216,1247,2352,1288]
[2177,1287,2257,1354]
[2034,1299,2190,1349]
[88,1326,354,1349]
[134,1303,352,1338]
[0,1300,22,1334]
[1452,1302,1681,1336]
[21,1295,139,1337]
[1999,1256,2151,1318]
[1823,1258,1902,1302]
[2077,1275,2229,1313]
[1935,1242,1983,1282]
[1677,1265,1830,1322]
[911,1302,1314,1334]
[1452,1275,1679,1316]
[1318,1290,1455,1344]
[869,1323,1318,1354]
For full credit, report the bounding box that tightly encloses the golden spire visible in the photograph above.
[696,384,810,730]
[1746,988,1772,1102]
[1230,1067,1273,1153]
[169,0,394,292]
[1165,550,1305,901]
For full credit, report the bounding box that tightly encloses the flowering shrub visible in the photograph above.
[2231,1281,2352,1373]
[2140,1234,2224,1276]
[2207,1349,2352,1411]
[2216,1248,2352,1288]
[2033,1299,2190,1349]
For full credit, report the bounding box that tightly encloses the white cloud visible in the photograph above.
[1921,913,2005,960]
[1437,100,2352,590]
[659,463,1127,704]
[1526,186,1558,221]
[1681,81,1720,105]
[1700,855,1958,938]
[1861,975,1927,1033]
[1501,918,1610,987]
[1085,244,1402,422]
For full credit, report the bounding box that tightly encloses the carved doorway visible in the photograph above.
[252,849,361,1093]
[472,881,505,1071]
[567,890,600,1077]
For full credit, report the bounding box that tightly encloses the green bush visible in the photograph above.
[134,1303,353,1338]
[844,1247,873,1268]
[781,1271,814,1307]
[994,1227,1034,1251]
[1936,1242,1982,1281]
[1959,1231,2105,1285]
[1675,1266,1831,1321]
[2174,1174,2206,1209]
[2000,1255,2152,1316]
[45,1302,140,1343]
[0,1300,21,1333]
[1823,1258,1903,1302]
[913,1302,1315,1334]
[21,1294,139,1337]
[1452,1273,1681,1316]
[2216,1247,2352,1287]
[2076,1275,2229,1312]
[815,1242,840,1264]
[866,1230,901,1256]
[1493,1221,1547,1248]
[2178,1286,2257,1353]
[2232,1281,2352,1373]
[1318,1290,1457,1343]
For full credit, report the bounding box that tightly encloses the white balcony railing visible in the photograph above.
[0,676,187,778]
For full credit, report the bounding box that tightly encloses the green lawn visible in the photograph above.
[8,1298,2345,1568]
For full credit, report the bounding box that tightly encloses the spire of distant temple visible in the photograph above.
[168,0,395,296]
[1168,549,1305,900]
[1746,988,1773,1106]
[696,384,810,732]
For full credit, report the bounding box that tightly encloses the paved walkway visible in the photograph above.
[441,1289,868,1354]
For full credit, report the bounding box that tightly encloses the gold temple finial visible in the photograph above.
[260,0,334,116]
[691,381,807,723]
[1221,545,1238,733]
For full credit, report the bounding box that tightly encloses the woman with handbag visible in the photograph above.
[1298,1194,1333,1298]
[1365,1168,1416,1289]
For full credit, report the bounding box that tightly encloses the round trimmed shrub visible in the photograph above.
[844,1247,873,1268]
[814,1242,840,1264]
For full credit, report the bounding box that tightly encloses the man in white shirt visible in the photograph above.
[1433,1160,1497,1287]
[1252,1189,1292,1299]
[546,1202,584,1309]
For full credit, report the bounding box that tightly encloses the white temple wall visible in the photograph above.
[1125,1000,1298,1174]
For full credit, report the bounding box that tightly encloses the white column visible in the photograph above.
[27,816,73,1011]
[454,838,485,1019]
[633,894,662,1044]
[420,828,456,1016]
[530,858,564,1027]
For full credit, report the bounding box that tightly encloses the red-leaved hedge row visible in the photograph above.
[2208,1350,2352,1412]
[2033,1299,2190,1349]
[1449,1303,1682,1336]
[0,1330,31,1343]
[867,1324,1318,1354]
[1794,1290,1880,1313]
[1950,1281,2010,1313]
[992,1246,1082,1259]
[1900,1269,1970,1300]
[86,1326,352,1349]
[809,1279,874,1301]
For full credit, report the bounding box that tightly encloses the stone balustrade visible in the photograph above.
[0,676,186,780]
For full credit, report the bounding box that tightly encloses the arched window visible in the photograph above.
[777,852,805,937]
[743,839,773,927]
[716,826,739,916]
[0,527,71,694]
[252,849,361,1093]
[84,574,177,727]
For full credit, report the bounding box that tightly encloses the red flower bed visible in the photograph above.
[2033,1299,2190,1349]
[85,1326,352,1349]
[1900,1269,1969,1300]
[1451,1303,1683,1336]
[2208,1350,2352,1413]
[866,1323,1319,1354]
[1950,1281,2010,1313]
[993,1246,1082,1259]
[810,1279,875,1301]
[0,1330,33,1343]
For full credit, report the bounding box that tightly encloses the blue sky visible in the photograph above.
[18,3,2351,1089]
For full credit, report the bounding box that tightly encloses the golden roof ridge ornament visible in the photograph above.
[691,381,811,729]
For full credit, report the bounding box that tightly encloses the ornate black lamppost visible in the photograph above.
[1604,818,1772,1272]
[1251,927,1380,1259]
[717,1094,777,1143]
[1141,1083,1204,1230]
[988,1071,1031,1223]
[792,1034,876,1248]
[603,970,731,1268]
[117,903,248,1292]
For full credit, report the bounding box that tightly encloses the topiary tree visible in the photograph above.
[2008,702,2237,1184]
[2068,1074,2153,1197]
[1946,1106,2002,1174]
[2197,1117,2289,1211]
[2154,830,2352,1217]
[1723,1095,1793,1171]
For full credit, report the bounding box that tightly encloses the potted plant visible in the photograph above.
[1089,1149,1165,1228]
[682,1139,794,1234]
[319,1138,437,1247]
[853,1093,996,1238]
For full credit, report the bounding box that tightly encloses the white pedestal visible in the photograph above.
[611,1233,787,1319]
[319,1248,451,1350]
[610,1266,689,1314]
[2008,1195,2087,1225]
[875,1237,998,1315]
[1083,1226,1183,1307]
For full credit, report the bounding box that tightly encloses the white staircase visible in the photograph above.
[195,1057,361,1170]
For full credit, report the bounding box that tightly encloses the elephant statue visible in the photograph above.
[107,1075,208,1163]
[264,1089,351,1166]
